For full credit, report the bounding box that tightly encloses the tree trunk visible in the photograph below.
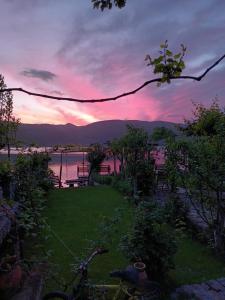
[59,151,63,188]
[88,169,94,186]
[7,141,10,161]
[113,155,117,175]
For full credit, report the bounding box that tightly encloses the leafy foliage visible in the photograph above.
[87,144,106,173]
[0,74,20,157]
[107,125,155,197]
[135,160,155,196]
[166,102,225,253]
[86,143,106,184]
[111,175,133,196]
[151,126,176,142]
[0,160,13,198]
[92,174,113,185]
[145,40,186,85]
[120,125,154,196]
[182,100,225,136]
[92,0,126,10]
[164,195,189,236]
[107,138,125,175]
[93,207,124,248]
[14,152,53,236]
[120,201,177,281]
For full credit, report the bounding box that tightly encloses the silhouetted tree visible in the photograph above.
[0,74,20,160]
[92,0,126,10]
[87,144,106,185]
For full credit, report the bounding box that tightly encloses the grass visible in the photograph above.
[42,186,132,288]
[170,235,225,286]
[29,185,225,292]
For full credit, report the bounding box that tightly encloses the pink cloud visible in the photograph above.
[3,49,224,126]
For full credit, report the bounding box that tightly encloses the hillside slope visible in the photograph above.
[17,120,180,146]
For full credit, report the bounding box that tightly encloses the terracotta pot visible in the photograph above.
[134,262,146,272]
[133,262,148,282]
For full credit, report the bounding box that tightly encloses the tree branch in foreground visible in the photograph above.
[1,53,225,103]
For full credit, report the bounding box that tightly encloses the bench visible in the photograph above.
[65,177,88,187]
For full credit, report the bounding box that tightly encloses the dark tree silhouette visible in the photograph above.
[92,0,126,10]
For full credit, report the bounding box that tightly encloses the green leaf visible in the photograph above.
[166,50,173,56]
[174,53,181,59]
[155,56,163,64]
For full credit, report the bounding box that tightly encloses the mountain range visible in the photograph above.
[17,120,180,146]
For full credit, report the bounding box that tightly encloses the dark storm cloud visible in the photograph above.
[21,69,57,81]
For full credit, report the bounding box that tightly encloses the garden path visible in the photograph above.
[171,277,225,300]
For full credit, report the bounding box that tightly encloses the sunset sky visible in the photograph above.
[0,0,225,125]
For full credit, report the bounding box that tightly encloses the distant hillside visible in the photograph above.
[17,120,180,146]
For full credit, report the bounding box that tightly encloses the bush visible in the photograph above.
[0,160,12,198]
[111,176,133,196]
[136,160,155,195]
[92,173,113,185]
[163,195,189,229]
[14,153,53,236]
[120,201,177,281]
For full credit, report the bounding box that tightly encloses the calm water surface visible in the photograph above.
[0,149,165,185]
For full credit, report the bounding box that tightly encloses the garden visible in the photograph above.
[0,13,225,296]
[40,187,225,288]
[1,82,225,299]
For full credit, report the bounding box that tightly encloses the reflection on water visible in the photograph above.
[0,149,165,185]
[49,153,120,184]
[0,152,119,184]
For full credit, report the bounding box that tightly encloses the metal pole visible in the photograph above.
[59,151,63,188]
[83,151,84,176]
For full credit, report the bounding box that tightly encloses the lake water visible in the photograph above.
[49,153,120,184]
[0,149,165,186]
[0,152,120,185]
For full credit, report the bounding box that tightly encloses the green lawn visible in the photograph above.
[39,186,225,291]
[171,235,225,286]
[43,186,132,287]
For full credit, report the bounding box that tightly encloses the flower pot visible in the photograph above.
[134,262,148,282]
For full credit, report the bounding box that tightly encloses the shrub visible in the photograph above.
[0,160,12,198]
[14,153,53,236]
[136,160,155,195]
[92,174,113,185]
[163,195,189,228]
[120,201,177,281]
[111,176,133,196]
